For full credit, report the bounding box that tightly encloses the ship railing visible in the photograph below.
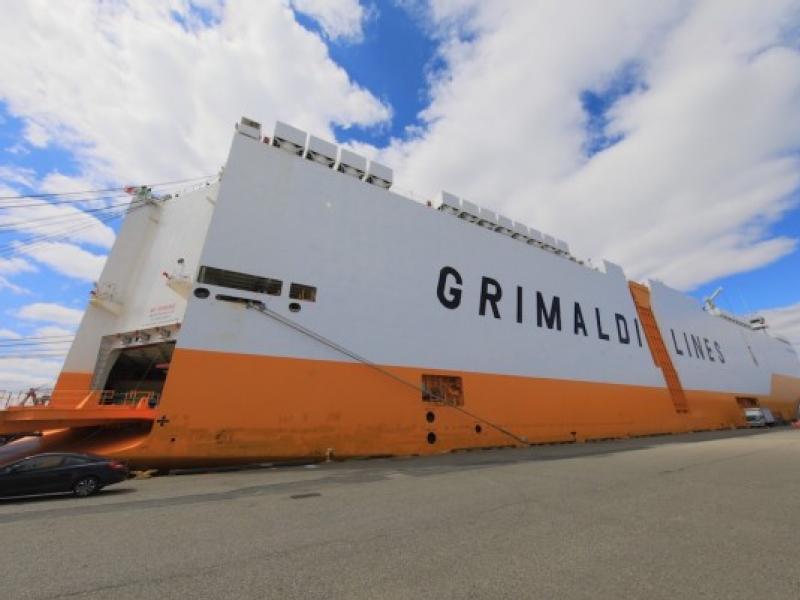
[97,389,160,409]
[0,388,54,409]
[1,389,160,410]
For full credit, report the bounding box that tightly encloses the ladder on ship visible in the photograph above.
[629,282,690,414]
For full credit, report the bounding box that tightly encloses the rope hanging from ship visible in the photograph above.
[244,302,531,448]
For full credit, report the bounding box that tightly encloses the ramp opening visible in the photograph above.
[103,341,176,404]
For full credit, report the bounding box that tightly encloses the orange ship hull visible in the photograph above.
[28,349,793,469]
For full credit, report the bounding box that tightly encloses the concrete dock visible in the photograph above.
[1,427,799,599]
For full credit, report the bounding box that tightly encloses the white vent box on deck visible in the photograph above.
[527,228,544,244]
[458,199,480,223]
[602,260,626,279]
[337,149,367,178]
[364,160,393,189]
[237,117,262,140]
[477,207,497,229]
[305,135,337,168]
[273,121,308,156]
[434,191,460,215]
[495,215,514,235]
[512,222,530,240]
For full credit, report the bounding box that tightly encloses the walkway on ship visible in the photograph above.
[2,427,798,599]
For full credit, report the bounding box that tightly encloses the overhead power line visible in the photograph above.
[0,174,217,201]
[0,339,74,349]
[0,334,75,341]
[0,200,146,258]
[0,198,137,231]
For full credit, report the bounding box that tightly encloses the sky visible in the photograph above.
[0,0,798,390]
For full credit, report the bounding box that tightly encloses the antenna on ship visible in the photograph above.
[703,287,723,312]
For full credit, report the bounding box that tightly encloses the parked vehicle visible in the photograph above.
[744,408,767,428]
[760,407,776,426]
[0,453,129,498]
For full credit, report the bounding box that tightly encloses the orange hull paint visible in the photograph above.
[103,348,800,467]
[51,371,93,408]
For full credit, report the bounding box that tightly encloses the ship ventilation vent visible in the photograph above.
[431,191,585,265]
[198,266,282,295]
[305,135,337,168]
[363,160,393,189]
[237,117,262,140]
[272,121,308,156]
[337,149,367,179]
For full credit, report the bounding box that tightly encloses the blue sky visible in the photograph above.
[0,0,799,386]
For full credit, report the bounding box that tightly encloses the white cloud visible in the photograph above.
[0,201,117,249]
[0,0,390,187]
[0,358,63,392]
[23,120,50,148]
[761,302,800,350]
[32,325,76,337]
[378,0,800,291]
[17,302,84,326]
[291,0,369,42]
[21,242,107,282]
[0,165,37,189]
[0,257,36,276]
[0,275,30,295]
[0,326,73,393]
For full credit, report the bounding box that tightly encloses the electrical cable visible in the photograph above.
[0,339,74,348]
[0,198,138,231]
[0,334,74,341]
[0,200,147,258]
[0,174,217,201]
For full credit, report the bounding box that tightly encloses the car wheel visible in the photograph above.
[73,476,100,497]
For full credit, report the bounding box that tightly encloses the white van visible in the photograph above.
[760,407,776,426]
[744,408,767,427]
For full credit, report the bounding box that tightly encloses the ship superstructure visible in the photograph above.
[1,118,798,467]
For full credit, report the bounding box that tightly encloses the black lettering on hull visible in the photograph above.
[574,303,587,336]
[595,308,610,341]
[479,277,502,319]
[670,329,684,355]
[537,293,562,330]
[616,314,630,344]
[437,266,462,309]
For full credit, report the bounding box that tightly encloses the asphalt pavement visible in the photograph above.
[1,427,799,599]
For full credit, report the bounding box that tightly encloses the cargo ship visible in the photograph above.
[1,118,798,468]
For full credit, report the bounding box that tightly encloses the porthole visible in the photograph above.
[427,432,437,445]
[289,302,301,313]
[193,287,210,299]
[475,424,482,434]
[426,411,435,423]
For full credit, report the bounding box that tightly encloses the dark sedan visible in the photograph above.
[0,453,129,499]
